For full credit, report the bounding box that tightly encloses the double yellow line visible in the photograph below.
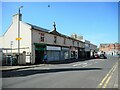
[97,62,118,88]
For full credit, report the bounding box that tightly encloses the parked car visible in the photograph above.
[99,54,107,59]
[94,53,99,59]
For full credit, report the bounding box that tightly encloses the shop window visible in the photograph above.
[54,36,57,43]
[40,33,44,42]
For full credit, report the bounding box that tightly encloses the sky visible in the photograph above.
[0,2,118,46]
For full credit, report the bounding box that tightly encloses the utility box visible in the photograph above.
[19,52,26,65]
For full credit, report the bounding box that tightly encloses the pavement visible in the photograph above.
[1,58,85,72]
[1,64,45,71]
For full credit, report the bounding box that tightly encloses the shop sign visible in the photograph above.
[47,46,61,51]
[35,48,46,51]
[62,47,69,50]
[16,38,22,40]
[70,47,75,51]
[85,48,90,51]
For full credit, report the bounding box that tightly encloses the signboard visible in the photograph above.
[70,47,76,51]
[47,46,61,51]
[26,55,30,63]
[16,38,22,40]
[62,47,69,50]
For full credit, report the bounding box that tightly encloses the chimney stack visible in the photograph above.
[12,13,22,23]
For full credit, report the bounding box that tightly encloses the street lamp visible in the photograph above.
[10,41,13,54]
[18,6,23,64]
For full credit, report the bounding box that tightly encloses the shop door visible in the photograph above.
[35,50,44,64]
[34,43,46,64]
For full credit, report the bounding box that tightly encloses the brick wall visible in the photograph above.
[99,43,120,55]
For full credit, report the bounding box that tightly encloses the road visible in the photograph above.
[2,57,118,88]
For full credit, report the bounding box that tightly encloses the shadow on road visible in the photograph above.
[47,59,91,64]
[2,67,102,78]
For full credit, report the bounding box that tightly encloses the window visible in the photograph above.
[113,44,115,49]
[77,42,79,47]
[72,40,74,46]
[64,38,66,44]
[54,36,57,43]
[85,43,89,47]
[40,33,44,42]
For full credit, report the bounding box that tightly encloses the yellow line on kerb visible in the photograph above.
[97,62,118,88]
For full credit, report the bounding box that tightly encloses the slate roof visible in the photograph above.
[26,22,83,42]
[26,23,50,33]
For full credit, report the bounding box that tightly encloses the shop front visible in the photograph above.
[61,47,70,60]
[34,43,46,64]
[78,48,85,59]
[46,46,61,61]
[70,46,78,59]
[90,50,95,58]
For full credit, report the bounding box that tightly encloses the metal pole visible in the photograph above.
[11,41,13,54]
[18,8,20,64]
[10,41,13,65]
[18,6,23,64]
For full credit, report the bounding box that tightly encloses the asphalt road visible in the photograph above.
[2,57,118,88]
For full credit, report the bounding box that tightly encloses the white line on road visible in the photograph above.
[73,63,87,67]
[95,61,98,63]
[41,68,50,70]
[72,59,105,67]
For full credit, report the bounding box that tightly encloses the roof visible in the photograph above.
[26,22,84,43]
[49,30,62,36]
[26,23,50,33]
[100,43,120,46]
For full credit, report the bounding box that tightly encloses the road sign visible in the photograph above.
[16,38,22,40]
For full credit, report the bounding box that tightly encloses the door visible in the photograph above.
[35,50,44,64]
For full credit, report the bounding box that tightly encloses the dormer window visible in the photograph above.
[54,36,57,43]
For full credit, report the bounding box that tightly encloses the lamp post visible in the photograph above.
[18,6,23,64]
[10,41,13,54]
[10,41,13,65]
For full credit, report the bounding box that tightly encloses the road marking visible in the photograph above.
[72,58,106,67]
[82,65,88,67]
[97,63,116,88]
[95,62,98,63]
[103,63,117,88]
[102,76,112,88]
[73,63,87,67]
[43,68,50,69]
[97,62,118,88]
[42,68,50,70]
[73,63,83,67]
